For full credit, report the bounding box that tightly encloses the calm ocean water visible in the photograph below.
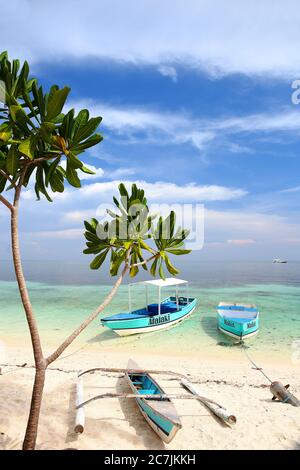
[0,260,299,360]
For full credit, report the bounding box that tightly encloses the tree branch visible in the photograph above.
[0,194,13,211]
[0,169,17,189]
[28,155,62,166]
[130,253,157,268]
[46,250,131,365]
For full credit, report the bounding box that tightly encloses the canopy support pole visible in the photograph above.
[128,284,132,313]
[158,286,161,315]
[176,286,179,310]
[145,284,148,311]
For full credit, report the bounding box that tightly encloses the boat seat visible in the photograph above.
[148,304,178,315]
[138,389,156,395]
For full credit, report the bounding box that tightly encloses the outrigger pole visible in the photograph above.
[74,366,237,434]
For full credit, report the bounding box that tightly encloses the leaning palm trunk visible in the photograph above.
[9,180,130,449]
[11,182,47,450]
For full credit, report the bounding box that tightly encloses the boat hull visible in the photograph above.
[102,297,197,336]
[113,306,195,336]
[217,303,259,341]
[126,360,181,443]
[134,397,180,443]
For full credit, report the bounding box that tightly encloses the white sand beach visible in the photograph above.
[1,343,299,450]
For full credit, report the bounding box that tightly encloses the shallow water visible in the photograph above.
[1,260,299,361]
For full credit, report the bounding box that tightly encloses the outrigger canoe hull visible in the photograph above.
[217,302,259,341]
[125,360,181,443]
[102,296,197,336]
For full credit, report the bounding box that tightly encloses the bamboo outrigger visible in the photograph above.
[74,361,237,440]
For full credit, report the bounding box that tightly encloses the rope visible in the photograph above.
[240,343,273,383]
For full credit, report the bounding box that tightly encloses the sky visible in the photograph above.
[0,0,300,262]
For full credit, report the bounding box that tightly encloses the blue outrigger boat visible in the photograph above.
[126,360,181,442]
[102,278,197,336]
[217,302,259,340]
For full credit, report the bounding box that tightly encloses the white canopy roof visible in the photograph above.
[141,278,188,288]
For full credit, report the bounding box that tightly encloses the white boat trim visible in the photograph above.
[113,307,195,337]
[218,325,259,340]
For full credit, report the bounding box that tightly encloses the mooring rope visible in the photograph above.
[240,343,273,383]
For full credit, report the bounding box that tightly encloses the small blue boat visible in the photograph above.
[126,360,182,443]
[101,278,197,336]
[217,302,259,340]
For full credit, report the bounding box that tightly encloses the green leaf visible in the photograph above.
[18,136,35,159]
[49,172,64,193]
[66,161,81,187]
[0,174,7,192]
[72,116,102,143]
[59,108,74,140]
[90,249,109,270]
[46,86,70,121]
[166,248,191,255]
[0,125,11,144]
[118,183,129,199]
[39,122,55,143]
[164,255,179,276]
[81,164,95,175]
[71,133,103,152]
[83,246,104,255]
[84,231,99,243]
[158,261,165,280]
[45,157,61,185]
[6,144,19,176]
[150,257,158,277]
[67,151,83,169]
[84,220,97,233]
[72,109,89,139]
[36,166,53,202]
[110,250,126,276]
[129,251,139,277]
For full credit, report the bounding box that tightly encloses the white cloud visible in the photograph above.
[80,165,104,180]
[65,210,97,223]
[227,239,255,246]
[281,186,300,193]
[205,209,300,245]
[71,100,300,152]
[33,228,83,240]
[157,65,178,82]
[2,1,300,77]
[77,180,246,202]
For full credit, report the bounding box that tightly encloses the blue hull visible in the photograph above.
[102,296,197,336]
[126,363,181,442]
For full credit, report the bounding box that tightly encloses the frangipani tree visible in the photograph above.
[0,52,191,450]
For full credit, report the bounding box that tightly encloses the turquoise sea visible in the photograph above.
[0,260,299,360]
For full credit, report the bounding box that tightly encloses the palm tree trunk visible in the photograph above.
[22,366,46,450]
[11,177,46,450]
[46,260,129,365]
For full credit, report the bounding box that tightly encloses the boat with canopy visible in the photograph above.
[101,278,197,336]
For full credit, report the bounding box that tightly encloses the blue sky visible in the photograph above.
[0,0,300,261]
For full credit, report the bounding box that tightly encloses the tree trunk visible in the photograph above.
[22,366,46,450]
[11,178,46,450]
